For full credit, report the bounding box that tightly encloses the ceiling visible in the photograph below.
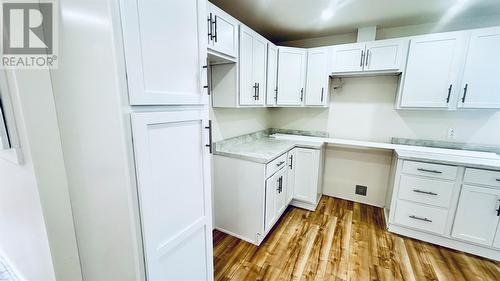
[211,0,500,42]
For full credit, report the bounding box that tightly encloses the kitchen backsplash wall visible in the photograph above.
[210,107,272,142]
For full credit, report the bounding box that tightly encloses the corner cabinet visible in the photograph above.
[131,110,214,281]
[120,0,208,105]
[277,47,307,106]
[305,47,329,106]
[207,2,239,59]
[266,43,279,106]
[239,25,268,106]
[398,26,500,110]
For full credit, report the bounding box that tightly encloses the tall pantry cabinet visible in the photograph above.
[120,0,213,280]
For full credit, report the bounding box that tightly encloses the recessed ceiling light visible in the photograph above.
[321,10,334,21]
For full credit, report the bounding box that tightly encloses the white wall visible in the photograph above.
[210,107,271,142]
[49,0,144,280]
[0,69,82,280]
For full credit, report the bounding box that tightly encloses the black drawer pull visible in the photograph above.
[496,179,500,182]
[417,168,442,174]
[276,161,285,167]
[413,189,438,196]
[409,215,432,223]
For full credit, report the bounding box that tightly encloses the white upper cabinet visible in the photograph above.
[399,32,467,108]
[329,39,408,74]
[239,26,267,106]
[330,43,365,73]
[458,27,500,109]
[207,2,239,59]
[131,110,213,281]
[364,39,408,72]
[120,0,208,105]
[266,43,279,106]
[452,185,500,247]
[305,47,329,106]
[277,47,307,106]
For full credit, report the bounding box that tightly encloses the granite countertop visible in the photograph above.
[214,129,326,164]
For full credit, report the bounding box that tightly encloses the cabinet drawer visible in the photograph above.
[394,200,448,235]
[402,160,458,180]
[398,175,455,208]
[266,153,288,178]
[464,168,500,188]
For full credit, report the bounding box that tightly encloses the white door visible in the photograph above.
[305,47,329,106]
[329,43,365,73]
[253,35,268,105]
[365,39,408,72]
[276,169,287,216]
[120,0,208,105]
[458,27,500,109]
[207,3,239,58]
[286,151,296,205]
[266,43,278,106]
[265,170,279,233]
[277,47,307,106]
[452,185,500,246]
[293,148,320,204]
[399,32,467,108]
[131,110,213,281]
[239,26,255,105]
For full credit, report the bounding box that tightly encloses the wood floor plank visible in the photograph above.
[213,196,500,281]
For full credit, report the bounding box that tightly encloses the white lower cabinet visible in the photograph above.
[265,167,287,233]
[388,159,500,261]
[290,147,323,210]
[214,144,324,245]
[452,185,500,246]
[131,110,213,281]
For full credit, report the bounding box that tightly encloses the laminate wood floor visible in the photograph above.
[213,196,500,281]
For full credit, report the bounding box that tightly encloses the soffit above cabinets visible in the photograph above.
[211,0,500,42]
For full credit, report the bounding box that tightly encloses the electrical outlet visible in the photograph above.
[355,185,367,196]
[447,128,456,140]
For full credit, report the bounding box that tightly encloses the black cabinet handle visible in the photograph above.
[365,49,370,67]
[320,87,324,102]
[496,179,500,182]
[213,16,218,42]
[276,161,285,167]
[409,215,432,223]
[253,83,258,100]
[207,13,213,41]
[257,83,260,100]
[360,50,365,67]
[446,84,452,103]
[289,155,293,169]
[417,168,442,174]
[413,189,438,196]
[204,120,212,154]
[300,88,304,101]
[496,200,500,216]
[461,83,468,103]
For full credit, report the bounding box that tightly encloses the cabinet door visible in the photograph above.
[458,27,500,109]
[329,43,365,73]
[365,39,408,72]
[277,47,307,106]
[452,185,500,246]
[253,35,268,105]
[266,43,278,106]
[276,170,287,216]
[286,151,296,205]
[120,0,207,105]
[305,48,329,106]
[239,27,255,105]
[207,3,239,58]
[131,110,213,281]
[494,221,500,249]
[265,171,279,233]
[293,148,320,204]
[399,32,467,108]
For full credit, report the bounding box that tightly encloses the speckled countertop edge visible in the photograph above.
[214,129,328,164]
